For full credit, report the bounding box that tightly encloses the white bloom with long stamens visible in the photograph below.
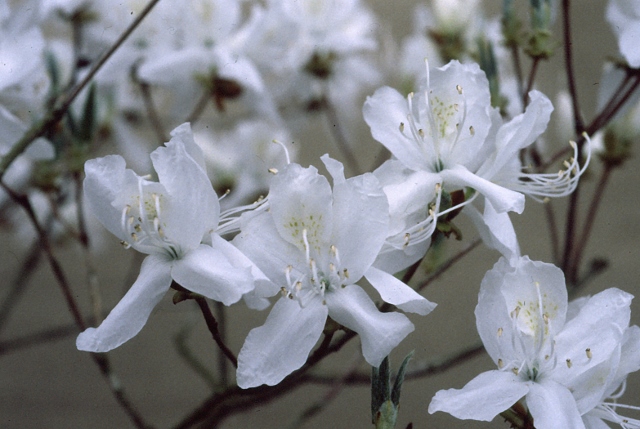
[364,60,589,261]
[76,123,265,353]
[233,157,435,388]
[428,256,633,428]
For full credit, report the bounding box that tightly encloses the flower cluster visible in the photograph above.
[1,0,639,427]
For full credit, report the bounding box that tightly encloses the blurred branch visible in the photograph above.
[0,0,162,181]
[0,181,153,429]
[415,238,481,293]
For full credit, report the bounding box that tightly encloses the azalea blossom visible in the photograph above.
[233,156,436,388]
[364,60,589,261]
[76,123,263,352]
[428,256,634,429]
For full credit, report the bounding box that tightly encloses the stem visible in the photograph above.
[0,242,41,334]
[195,297,238,369]
[544,202,561,265]
[416,239,481,293]
[74,171,104,325]
[561,0,585,134]
[322,93,361,175]
[185,91,211,125]
[1,182,151,429]
[214,300,229,386]
[134,73,168,144]
[522,57,540,109]
[0,0,162,180]
[510,44,525,105]
[173,330,357,429]
[567,165,613,283]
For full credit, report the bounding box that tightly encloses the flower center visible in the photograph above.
[120,178,179,259]
[280,229,349,307]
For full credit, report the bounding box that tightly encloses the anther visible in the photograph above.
[268,168,278,174]
[497,327,503,337]
[469,126,475,136]
[566,359,572,368]
[399,122,405,132]
[586,348,592,359]
[343,268,349,279]
[418,129,425,138]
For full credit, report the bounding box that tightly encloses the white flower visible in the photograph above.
[76,123,261,352]
[428,256,633,429]
[364,60,588,260]
[233,156,435,388]
[607,0,640,68]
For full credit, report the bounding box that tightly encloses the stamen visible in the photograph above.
[268,168,278,174]
[399,122,404,132]
[272,139,291,164]
[566,359,572,368]
[586,348,592,359]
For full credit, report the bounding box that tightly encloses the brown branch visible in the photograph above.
[195,297,238,369]
[0,0,162,180]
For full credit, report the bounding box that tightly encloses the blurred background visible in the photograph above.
[1,0,638,428]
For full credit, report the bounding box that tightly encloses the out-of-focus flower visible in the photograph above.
[233,157,435,388]
[76,123,263,352]
[607,0,640,68]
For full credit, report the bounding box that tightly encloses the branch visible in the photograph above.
[0,0,162,180]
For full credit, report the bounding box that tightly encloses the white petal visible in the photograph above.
[526,380,585,429]
[363,86,430,172]
[233,211,306,287]
[325,285,414,367]
[553,288,632,386]
[83,155,134,243]
[76,254,172,352]
[331,172,389,280]
[320,153,346,185]
[365,266,436,315]
[268,163,333,254]
[478,91,553,180]
[428,370,528,421]
[171,243,254,306]
[464,200,520,264]
[440,165,525,214]
[150,128,219,250]
[236,297,328,388]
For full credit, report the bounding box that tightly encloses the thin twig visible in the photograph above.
[0,242,41,335]
[415,239,481,293]
[522,57,541,109]
[74,171,103,325]
[322,92,362,175]
[214,300,229,386]
[562,0,585,134]
[185,92,211,125]
[544,202,561,265]
[195,297,238,368]
[134,72,168,144]
[301,341,485,385]
[0,0,162,180]
[567,165,613,282]
[1,181,152,429]
[510,44,525,105]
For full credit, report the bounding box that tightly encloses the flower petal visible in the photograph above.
[150,124,219,250]
[268,163,334,254]
[325,285,414,367]
[364,86,430,172]
[76,254,172,352]
[365,266,436,315]
[171,243,254,306]
[236,297,328,388]
[526,379,585,429]
[331,172,389,281]
[428,370,528,421]
[440,164,525,214]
